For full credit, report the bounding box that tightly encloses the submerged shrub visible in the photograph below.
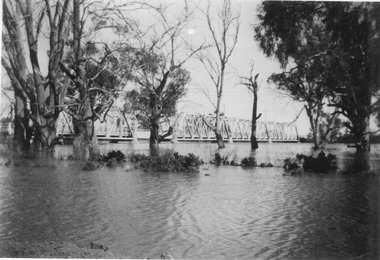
[284,151,337,173]
[130,152,204,173]
[98,150,126,166]
[283,157,303,170]
[241,156,257,167]
[82,161,100,171]
[212,152,229,166]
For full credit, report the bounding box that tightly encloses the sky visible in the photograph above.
[0,0,312,136]
[176,0,310,134]
[126,0,312,135]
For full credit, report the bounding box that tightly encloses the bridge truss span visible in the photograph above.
[172,114,299,142]
[57,109,299,143]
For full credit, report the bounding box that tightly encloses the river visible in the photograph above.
[0,142,379,259]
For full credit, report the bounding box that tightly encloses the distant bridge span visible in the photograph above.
[57,109,299,143]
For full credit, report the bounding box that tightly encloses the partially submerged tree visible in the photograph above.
[268,64,326,150]
[2,0,71,156]
[197,0,240,149]
[120,2,205,151]
[255,1,379,152]
[124,63,190,149]
[323,2,380,151]
[59,0,135,159]
[255,1,330,150]
[240,64,261,149]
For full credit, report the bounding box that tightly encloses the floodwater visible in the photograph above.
[0,142,379,259]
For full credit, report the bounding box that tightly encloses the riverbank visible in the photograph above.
[0,241,125,258]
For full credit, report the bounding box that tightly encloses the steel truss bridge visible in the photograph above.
[57,109,299,143]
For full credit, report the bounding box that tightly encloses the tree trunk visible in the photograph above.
[87,119,100,160]
[36,116,57,157]
[73,131,88,160]
[215,131,225,149]
[12,88,33,156]
[347,150,371,174]
[214,114,225,148]
[250,87,259,150]
[250,134,258,150]
[305,105,320,150]
[72,116,100,160]
[356,116,371,152]
[72,118,88,160]
[150,122,160,153]
[313,121,321,150]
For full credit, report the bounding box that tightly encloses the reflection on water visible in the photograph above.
[0,142,379,259]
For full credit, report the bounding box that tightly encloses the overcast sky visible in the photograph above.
[175,0,311,135]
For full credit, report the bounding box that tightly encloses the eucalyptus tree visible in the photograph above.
[197,0,240,149]
[2,0,71,156]
[255,1,379,151]
[59,0,138,159]
[119,1,205,151]
[255,1,331,150]
[322,2,380,151]
[240,64,261,149]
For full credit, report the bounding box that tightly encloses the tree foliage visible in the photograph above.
[255,1,379,151]
[118,1,204,150]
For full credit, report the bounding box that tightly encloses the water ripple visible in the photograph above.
[0,143,379,259]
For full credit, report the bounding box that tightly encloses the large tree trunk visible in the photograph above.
[72,118,100,160]
[356,116,371,152]
[13,94,27,156]
[31,112,58,157]
[150,122,160,154]
[73,118,88,160]
[72,112,100,160]
[87,119,100,160]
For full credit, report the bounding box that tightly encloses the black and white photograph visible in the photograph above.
[0,0,379,259]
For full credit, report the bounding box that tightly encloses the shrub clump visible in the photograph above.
[130,152,204,173]
[82,161,100,171]
[241,156,257,167]
[210,152,229,166]
[284,151,337,173]
[283,157,303,170]
[98,150,126,167]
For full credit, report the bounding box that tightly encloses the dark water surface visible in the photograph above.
[0,143,379,259]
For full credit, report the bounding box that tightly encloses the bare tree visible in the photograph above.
[197,0,240,148]
[240,64,261,149]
